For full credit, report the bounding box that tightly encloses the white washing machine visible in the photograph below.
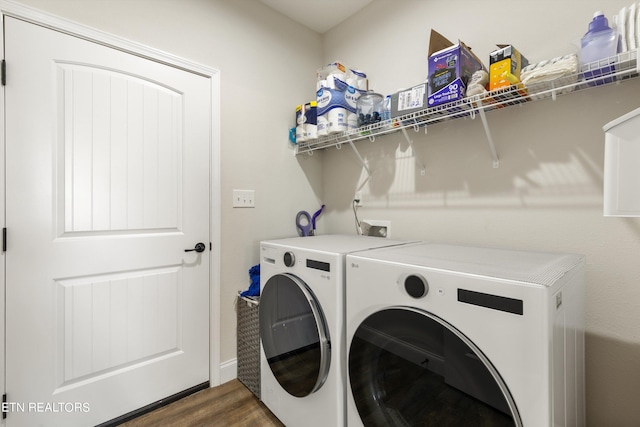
[345,243,585,427]
[259,235,416,427]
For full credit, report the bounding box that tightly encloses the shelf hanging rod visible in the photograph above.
[551,81,558,101]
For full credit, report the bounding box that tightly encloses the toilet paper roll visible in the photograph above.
[317,114,329,137]
[347,112,359,132]
[326,73,349,91]
[317,80,327,91]
[305,123,317,140]
[295,104,306,142]
[325,75,338,90]
[303,101,317,141]
[327,107,347,134]
[350,69,368,91]
[296,125,306,142]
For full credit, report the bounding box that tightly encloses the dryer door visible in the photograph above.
[260,273,331,398]
[349,307,521,427]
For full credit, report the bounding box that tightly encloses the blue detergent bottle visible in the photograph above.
[579,11,618,85]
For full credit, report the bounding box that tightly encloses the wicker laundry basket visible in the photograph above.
[236,294,261,398]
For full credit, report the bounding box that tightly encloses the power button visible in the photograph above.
[283,252,295,267]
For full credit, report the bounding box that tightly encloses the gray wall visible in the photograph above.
[321,1,640,425]
[14,0,640,424]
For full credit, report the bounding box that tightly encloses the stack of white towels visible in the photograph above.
[615,3,640,52]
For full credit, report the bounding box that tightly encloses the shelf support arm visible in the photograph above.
[345,134,372,179]
[401,127,427,176]
[477,108,500,168]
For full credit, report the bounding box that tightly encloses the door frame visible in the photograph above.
[0,0,223,393]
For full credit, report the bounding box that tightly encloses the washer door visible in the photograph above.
[349,308,522,427]
[260,273,331,398]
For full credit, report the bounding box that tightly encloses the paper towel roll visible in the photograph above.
[303,101,317,140]
[347,112,359,132]
[325,75,339,90]
[295,104,306,142]
[306,123,318,140]
[351,69,368,91]
[317,114,328,137]
[327,107,347,134]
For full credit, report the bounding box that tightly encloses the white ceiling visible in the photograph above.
[259,0,373,34]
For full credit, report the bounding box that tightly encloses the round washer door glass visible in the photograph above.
[260,273,331,398]
[349,308,520,427]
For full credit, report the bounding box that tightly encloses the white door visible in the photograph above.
[4,16,211,426]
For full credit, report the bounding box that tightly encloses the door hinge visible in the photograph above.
[2,393,7,419]
[2,228,6,252]
[1,60,5,86]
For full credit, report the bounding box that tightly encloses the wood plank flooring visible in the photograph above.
[120,380,283,427]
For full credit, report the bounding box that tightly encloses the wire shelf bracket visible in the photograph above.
[345,134,372,180]
[477,107,500,169]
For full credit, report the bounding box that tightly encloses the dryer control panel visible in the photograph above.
[261,245,335,284]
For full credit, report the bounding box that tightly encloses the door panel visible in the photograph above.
[57,62,183,234]
[56,266,182,388]
[5,17,210,426]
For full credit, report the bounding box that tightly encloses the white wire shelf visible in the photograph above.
[295,49,639,156]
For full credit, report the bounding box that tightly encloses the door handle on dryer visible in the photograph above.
[185,242,206,253]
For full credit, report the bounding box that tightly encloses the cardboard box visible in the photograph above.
[427,30,485,107]
[390,83,427,118]
[489,45,529,90]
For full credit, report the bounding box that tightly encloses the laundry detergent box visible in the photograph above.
[489,44,530,90]
[427,29,485,107]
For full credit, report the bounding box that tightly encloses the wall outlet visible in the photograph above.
[233,189,255,208]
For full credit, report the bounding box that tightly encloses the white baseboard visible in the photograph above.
[219,358,238,384]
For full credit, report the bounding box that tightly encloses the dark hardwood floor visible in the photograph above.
[120,380,283,427]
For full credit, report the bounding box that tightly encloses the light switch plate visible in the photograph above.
[233,189,255,208]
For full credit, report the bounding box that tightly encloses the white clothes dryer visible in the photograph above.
[259,235,415,427]
[345,243,585,427]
